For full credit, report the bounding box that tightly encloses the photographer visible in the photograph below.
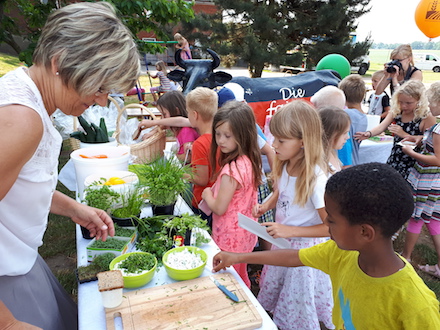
[375,44,422,96]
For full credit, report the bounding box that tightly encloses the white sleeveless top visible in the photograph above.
[0,67,62,275]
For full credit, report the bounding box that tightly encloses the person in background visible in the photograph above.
[213,162,440,330]
[338,74,368,166]
[375,44,422,96]
[252,101,333,330]
[139,90,198,164]
[401,82,440,276]
[174,33,192,60]
[0,2,140,329]
[186,87,218,226]
[319,106,351,174]
[355,80,436,179]
[310,85,346,110]
[148,60,175,102]
[310,85,351,168]
[201,101,262,288]
[368,70,391,121]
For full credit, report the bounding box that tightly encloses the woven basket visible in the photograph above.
[68,96,122,151]
[115,103,166,164]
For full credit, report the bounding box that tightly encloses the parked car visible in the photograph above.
[414,53,440,72]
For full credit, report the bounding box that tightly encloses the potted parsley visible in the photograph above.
[132,156,191,215]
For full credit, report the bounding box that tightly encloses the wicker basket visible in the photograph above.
[115,103,166,164]
[68,96,122,151]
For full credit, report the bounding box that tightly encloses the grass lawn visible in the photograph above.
[1,51,439,303]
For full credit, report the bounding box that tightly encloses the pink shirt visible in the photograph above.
[211,156,257,253]
[176,127,199,155]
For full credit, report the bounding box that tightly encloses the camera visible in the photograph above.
[386,59,403,73]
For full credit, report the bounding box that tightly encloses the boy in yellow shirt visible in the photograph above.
[213,162,440,329]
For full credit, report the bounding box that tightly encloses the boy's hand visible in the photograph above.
[212,251,238,272]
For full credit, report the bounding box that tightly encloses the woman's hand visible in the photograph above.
[388,124,405,138]
[70,204,115,241]
[354,131,370,141]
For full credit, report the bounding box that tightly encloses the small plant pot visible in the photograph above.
[81,226,93,239]
[111,214,140,227]
[152,203,175,216]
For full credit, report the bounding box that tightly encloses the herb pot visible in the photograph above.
[152,203,175,216]
[111,214,140,227]
[81,226,93,239]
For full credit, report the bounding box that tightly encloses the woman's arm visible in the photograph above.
[50,191,115,241]
[212,249,303,272]
[0,106,42,200]
[201,174,238,216]
[261,207,329,238]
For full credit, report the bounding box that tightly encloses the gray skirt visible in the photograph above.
[0,254,77,329]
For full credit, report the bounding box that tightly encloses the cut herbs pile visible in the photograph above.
[114,253,157,276]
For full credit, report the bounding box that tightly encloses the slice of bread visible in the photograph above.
[97,270,124,292]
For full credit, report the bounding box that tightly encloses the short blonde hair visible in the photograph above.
[391,44,414,66]
[310,85,346,110]
[186,87,218,121]
[427,82,440,107]
[33,2,140,96]
[372,70,385,81]
[338,74,366,104]
[391,80,429,121]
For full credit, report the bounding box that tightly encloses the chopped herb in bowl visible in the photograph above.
[118,253,156,275]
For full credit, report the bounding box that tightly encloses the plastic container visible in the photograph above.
[109,252,157,289]
[162,246,207,281]
[100,288,123,308]
[70,146,130,200]
[80,137,117,149]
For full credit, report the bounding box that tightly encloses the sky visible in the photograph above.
[355,0,435,44]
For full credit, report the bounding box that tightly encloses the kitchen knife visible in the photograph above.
[210,276,239,302]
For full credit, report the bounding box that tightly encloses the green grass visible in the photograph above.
[0,52,23,77]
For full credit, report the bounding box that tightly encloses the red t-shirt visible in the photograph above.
[191,134,214,207]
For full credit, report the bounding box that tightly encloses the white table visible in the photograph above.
[77,197,277,330]
[358,139,393,164]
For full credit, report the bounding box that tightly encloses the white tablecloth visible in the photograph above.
[358,139,393,165]
[77,197,277,330]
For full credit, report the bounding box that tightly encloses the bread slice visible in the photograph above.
[97,270,124,292]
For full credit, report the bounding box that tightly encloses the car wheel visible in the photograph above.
[358,64,368,75]
[434,66,440,73]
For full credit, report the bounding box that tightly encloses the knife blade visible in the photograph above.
[210,276,239,302]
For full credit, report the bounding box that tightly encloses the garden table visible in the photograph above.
[76,196,277,329]
[358,138,393,164]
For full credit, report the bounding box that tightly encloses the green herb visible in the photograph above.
[114,225,135,237]
[89,237,128,250]
[83,184,120,211]
[111,185,145,218]
[119,253,156,274]
[131,157,191,206]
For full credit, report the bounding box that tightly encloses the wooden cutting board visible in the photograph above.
[105,273,263,330]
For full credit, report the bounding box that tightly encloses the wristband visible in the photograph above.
[367,131,372,138]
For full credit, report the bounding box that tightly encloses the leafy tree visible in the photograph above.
[181,0,372,77]
[0,0,194,66]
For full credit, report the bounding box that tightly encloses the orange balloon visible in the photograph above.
[415,0,440,39]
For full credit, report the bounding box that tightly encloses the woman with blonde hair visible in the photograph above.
[375,44,423,95]
[252,101,333,329]
[355,80,436,178]
[0,2,140,328]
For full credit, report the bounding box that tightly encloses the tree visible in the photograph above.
[181,0,372,77]
[0,0,194,65]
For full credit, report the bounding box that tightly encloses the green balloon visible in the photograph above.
[316,54,351,79]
